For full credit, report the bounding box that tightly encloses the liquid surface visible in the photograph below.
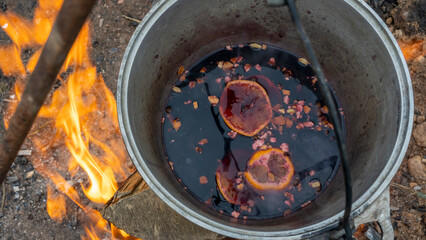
[162,44,344,219]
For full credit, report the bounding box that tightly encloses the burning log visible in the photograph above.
[101,171,225,240]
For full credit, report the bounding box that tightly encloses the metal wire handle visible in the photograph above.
[267,0,353,239]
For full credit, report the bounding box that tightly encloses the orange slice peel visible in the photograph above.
[219,80,273,137]
[245,148,294,191]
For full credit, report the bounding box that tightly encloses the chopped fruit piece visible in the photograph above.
[255,64,262,71]
[268,57,276,66]
[280,143,289,153]
[271,116,286,126]
[321,106,329,114]
[208,96,220,105]
[244,64,252,72]
[298,58,309,66]
[245,148,294,191]
[222,61,234,70]
[227,131,237,139]
[193,101,198,109]
[219,80,272,137]
[177,65,184,75]
[304,105,311,114]
[199,176,208,184]
[198,138,208,145]
[173,118,181,131]
[249,43,262,50]
[195,146,202,154]
[218,61,224,68]
[172,86,182,93]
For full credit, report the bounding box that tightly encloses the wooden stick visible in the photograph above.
[0,0,97,184]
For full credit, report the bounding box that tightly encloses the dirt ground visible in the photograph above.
[0,0,424,239]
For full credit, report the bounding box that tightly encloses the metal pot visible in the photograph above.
[117,0,413,238]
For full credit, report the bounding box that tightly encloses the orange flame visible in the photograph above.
[398,39,425,62]
[47,184,67,222]
[1,0,137,239]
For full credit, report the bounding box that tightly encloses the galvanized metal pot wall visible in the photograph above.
[117,0,413,238]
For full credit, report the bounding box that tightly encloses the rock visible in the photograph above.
[24,171,34,180]
[417,115,425,124]
[394,29,404,38]
[407,156,426,180]
[413,122,426,147]
[108,48,119,54]
[7,176,19,183]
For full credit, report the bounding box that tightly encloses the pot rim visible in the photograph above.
[117,0,414,238]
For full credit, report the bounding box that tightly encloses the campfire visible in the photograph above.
[1,0,136,239]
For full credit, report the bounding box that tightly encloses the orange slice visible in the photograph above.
[219,80,273,137]
[216,169,240,204]
[245,148,294,191]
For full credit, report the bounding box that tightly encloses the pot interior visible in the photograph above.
[119,0,409,236]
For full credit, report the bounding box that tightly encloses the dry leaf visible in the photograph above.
[118,0,124,4]
[172,86,182,93]
[282,90,290,95]
[189,81,196,89]
[208,96,219,105]
[200,67,207,73]
[173,118,181,131]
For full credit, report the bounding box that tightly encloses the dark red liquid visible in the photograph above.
[162,44,345,219]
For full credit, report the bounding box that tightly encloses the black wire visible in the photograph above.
[284,0,353,238]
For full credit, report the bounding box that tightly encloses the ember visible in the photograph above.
[162,44,344,219]
[1,0,135,239]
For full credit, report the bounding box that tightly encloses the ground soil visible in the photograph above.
[0,0,424,239]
